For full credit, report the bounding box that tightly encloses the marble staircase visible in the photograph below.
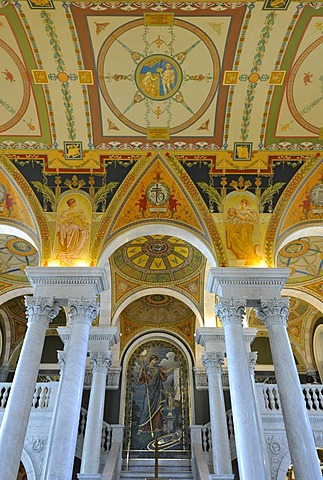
[120,459,193,480]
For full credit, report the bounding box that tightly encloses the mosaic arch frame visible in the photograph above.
[121,334,193,461]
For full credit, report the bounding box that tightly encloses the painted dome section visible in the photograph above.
[111,235,205,283]
[0,235,38,283]
[122,294,193,325]
[277,236,323,284]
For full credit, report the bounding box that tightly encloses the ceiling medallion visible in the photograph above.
[144,294,171,306]
[145,181,170,206]
[144,240,171,256]
[135,54,183,101]
[6,238,36,257]
[279,239,310,258]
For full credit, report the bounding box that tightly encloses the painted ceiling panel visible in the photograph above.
[0,1,321,150]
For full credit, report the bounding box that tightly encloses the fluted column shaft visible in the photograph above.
[216,298,266,480]
[0,297,60,480]
[44,298,99,480]
[202,352,233,476]
[80,351,112,475]
[255,298,321,480]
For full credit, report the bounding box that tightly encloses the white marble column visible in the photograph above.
[0,364,9,382]
[216,297,267,480]
[0,296,60,480]
[79,350,112,477]
[44,298,99,480]
[255,298,322,480]
[202,352,234,480]
[41,350,67,480]
[248,350,271,480]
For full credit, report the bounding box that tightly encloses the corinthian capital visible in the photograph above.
[254,298,289,329]
[90,351,112,374]
[202,352,224,375]
[57,350,66,372]
[248,351,258,372]
[215,297,247,327]
[24,296,60,326]
[68,297,100,326]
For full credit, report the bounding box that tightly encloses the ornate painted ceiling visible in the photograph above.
[0,1,322,150]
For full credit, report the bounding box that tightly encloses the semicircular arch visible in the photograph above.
[119,330,196,426]
[0,154,51,263]
[275,225,323,265]
[111,286,203,328]
[98,223,217,268]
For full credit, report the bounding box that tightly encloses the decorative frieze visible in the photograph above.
[207,267,290,303]
[84,366,121,390]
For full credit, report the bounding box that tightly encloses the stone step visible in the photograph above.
[123,459,191,471]
[121,459,193,480]
[121,473,193,480]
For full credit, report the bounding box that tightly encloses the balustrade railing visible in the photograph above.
[257,383,323,415]
[77,407,113,455]
[0,382,59,412]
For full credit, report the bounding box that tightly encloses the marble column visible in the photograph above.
[0,296,60,480]
[216,297,267,480]
[202,352,234,480]
[248,350,271,480]
[44,298,99,480]
[79,350,112,476]
[41,350,67,480]
[255,298,322,480]
[0,364,9,382]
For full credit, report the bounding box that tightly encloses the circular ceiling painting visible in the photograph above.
[0,39,30,133]
[286,35,323,135]
[277,236,323,283]
[112,234,204,283]
[0,235,38,282]
[97,18,220,134]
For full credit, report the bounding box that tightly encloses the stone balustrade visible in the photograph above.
[1,380,323,480]
[0,382,59,413]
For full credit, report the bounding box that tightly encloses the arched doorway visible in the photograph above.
[123,338,191,461]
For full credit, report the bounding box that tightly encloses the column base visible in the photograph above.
[209,475,235,480]
[77,474,102,480]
